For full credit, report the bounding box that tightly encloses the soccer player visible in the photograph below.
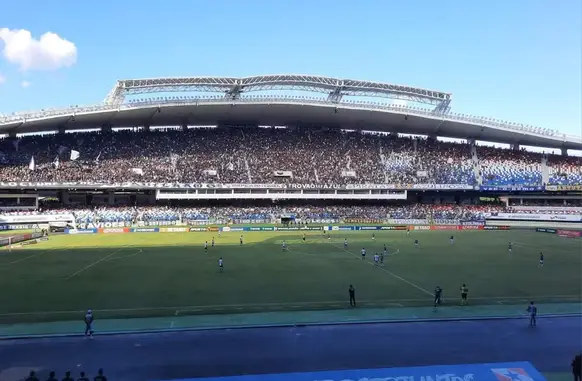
[374,253,379,266]
[527,301,537,327]
[414,239,419,248]
[282,240,287,251]
[302,233,306,242]
[218,230,221,238]
[383,246,387,258]
[218,257,224,272]
[433,287,443,309]
[460,284,468,305]
[349,284,356,307]
[361,247,366,260]
[508,242,512,255]
[211,237,215,247]
[84,309,94,339]
[94,369,107,381]
[380,251,384,266]
[450,235,455,244]
[240,235,243,245]
[539,252,544,267]
[344,238,348,248]
[407,227,410,236]
[204,241,208,253]
[372,233,376,241]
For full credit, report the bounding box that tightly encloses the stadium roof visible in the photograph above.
[1,75,580,150]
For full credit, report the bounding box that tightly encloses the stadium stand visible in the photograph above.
[1,204,505,223]
[0,128,580,186]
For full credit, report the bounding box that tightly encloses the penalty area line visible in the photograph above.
[65,246,130,280]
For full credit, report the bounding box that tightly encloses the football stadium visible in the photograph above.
[0,75,581,381]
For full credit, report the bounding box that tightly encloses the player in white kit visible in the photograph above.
[361,248,366,260]
[218,257,224,272]
[374,253,379,266]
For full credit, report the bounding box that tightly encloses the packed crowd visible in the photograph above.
[2,204,507,222]
[0,128,579,186]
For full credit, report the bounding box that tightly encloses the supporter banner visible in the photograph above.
[0,224,36,230]
[343,218,385,224]
[131,227,160,233]
[221,227,245,232]
[170,361,547,381]
[189,227,206,232]
[483,225,511,230]
[248,227,275,231]
[0,214,74,224]
[411,184,473,190]
[77,221,131,229]
[488,213,582,222]
[536,228,557,234]
[0,181,472,191]
[137,221,180,227]
[388,219,429,225]
[545,185,582,191]
[557,229,582,238]
[480,185,544,191]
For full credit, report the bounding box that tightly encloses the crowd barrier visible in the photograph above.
[63,224,510,235]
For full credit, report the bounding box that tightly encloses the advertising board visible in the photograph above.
[557,229,582,238]
[166,361,547,381]
[487,213,582,222]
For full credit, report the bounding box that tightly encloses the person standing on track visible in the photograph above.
[572,354,581,381]
[527,301,537,327]
[460,284,468,305]
[84,309,94,339]
[349,284,356,307]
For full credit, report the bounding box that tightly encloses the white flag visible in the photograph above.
[95,152,101,163]
[70,150,80,161]
[53,156,60,169]
[28,156,35,171]
[131,168,144,175]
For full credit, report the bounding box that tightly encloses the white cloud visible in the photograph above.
[0,28,77,71]
[0,73,5,84]
[21,80,31,88]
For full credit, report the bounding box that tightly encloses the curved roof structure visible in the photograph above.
[0,75,580,150]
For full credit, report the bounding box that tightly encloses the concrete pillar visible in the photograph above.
[181,124,188,132]
[101,124,112,133]
[8,131,17,138]
[468,138,476,146]
[511,144,520,151]
[108,191,115,205]
[144,124,150,131]
[561,148,568,156]
[58,126,66,134]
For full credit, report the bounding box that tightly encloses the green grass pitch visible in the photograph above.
[0,229,580,324]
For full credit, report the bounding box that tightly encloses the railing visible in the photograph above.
[1,96,579,143]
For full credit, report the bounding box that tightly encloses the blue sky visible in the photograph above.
[0,0,580,136]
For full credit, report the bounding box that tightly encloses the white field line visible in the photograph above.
[0,241,88,267]
[0,294,579,318]
[330,242,434,297]
[65,246,131,280]
[103,248,143,262]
